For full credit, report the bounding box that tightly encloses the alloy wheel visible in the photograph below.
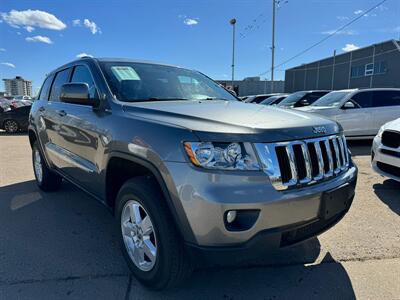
[121,200,157,272]
[4,120,18,133]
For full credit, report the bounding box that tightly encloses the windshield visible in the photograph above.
[311,91,351,107]
[261,95,281,105]
[100,62,237,102]
[278,91,306,107]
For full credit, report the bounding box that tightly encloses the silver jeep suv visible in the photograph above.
[29,57,357,290]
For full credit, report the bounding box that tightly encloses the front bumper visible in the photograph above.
[372,136,400,182]
[186,190,354,265]
[164,160,358,247]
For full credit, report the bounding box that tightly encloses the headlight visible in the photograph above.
[184,142,260,170]
[377,126,385,138]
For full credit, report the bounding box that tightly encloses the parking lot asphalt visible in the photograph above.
[0,134,399,300]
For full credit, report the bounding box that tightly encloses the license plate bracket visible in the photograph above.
[320,183,353,220]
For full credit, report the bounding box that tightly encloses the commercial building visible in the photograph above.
[3,76,33,97]
[217,77,285,96]
[284,40,400,93]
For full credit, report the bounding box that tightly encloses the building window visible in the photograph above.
[365,63,374,76]
[351,65,364,78]
[351,61,387,78]
[374,61,387,75]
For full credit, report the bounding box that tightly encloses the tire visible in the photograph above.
[4,119,19,133]
[32,141,63,191]
[116,176,192,290]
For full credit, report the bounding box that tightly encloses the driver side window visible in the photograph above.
[350,92,373,108]
[70,65,97,99]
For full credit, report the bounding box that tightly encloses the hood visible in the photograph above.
[296,106,336,112]
[122,100,341,142]
[383,117,400,131]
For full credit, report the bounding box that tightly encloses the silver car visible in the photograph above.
[372,118,400,182]
[297,88,400,139]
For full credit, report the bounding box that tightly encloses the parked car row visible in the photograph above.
[0,98,32,133]
[296,88,400,139]
[242,88,400,139]
[242,88,400,184]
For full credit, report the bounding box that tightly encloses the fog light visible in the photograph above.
[226,210,237,223]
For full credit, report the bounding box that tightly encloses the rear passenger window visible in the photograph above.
[49,68,71,102]
[351,92,373,108]
[38,75,54,100]
[70,65,97,99]
[373,91,400,107]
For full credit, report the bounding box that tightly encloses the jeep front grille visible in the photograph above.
[255,135,350,190]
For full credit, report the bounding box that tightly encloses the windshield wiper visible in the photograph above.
[198,97,231,101]
[128,97,191,102]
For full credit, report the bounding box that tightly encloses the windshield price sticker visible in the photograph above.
[111,66,141,81]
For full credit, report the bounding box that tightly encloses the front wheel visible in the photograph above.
[32,141,63,191]
[116,177,192,290]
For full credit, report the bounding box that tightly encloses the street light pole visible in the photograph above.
[230,18,237,90]
[271,0,276,93]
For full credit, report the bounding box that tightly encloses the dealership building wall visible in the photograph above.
[217,77,285,96]
[284,40,400,93]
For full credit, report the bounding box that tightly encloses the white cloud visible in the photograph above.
[16,31,21,35]
[337,16,349,21]
[72,19,81,26]
[0,48,5,52]
[83,19,101,34]
[322,29,358,35]
[0,9,66,31]
[1,62,15,68]
[25,35,53,44]
[183,18,198,26]
[25,25,34,32]
[342,43,360,52]
[354,10,363,15]
[76,52,93,58]
[378,5,388,11]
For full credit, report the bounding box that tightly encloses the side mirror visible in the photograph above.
[228,89,237,97]
[296,99,309,107]
[342,101,356,109]
[60,83,98,106]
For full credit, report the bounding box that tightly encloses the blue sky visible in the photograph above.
[0,0,399,94]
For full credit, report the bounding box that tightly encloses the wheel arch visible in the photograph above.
[105,151,195,243]
[28,127,37,147]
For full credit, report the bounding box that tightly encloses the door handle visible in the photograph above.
[39,107,45,112]
[57,110,67,117]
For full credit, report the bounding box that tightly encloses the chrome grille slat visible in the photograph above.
[300,143,312,184]
[286,145,298,185]
[332,137,341,173]
[323,140,334,177]
[255,134,350,191]
[338,137,347,170]
[313,141,325,180]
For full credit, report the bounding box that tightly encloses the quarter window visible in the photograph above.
[49,68,71,102]
[38,75,54,100]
